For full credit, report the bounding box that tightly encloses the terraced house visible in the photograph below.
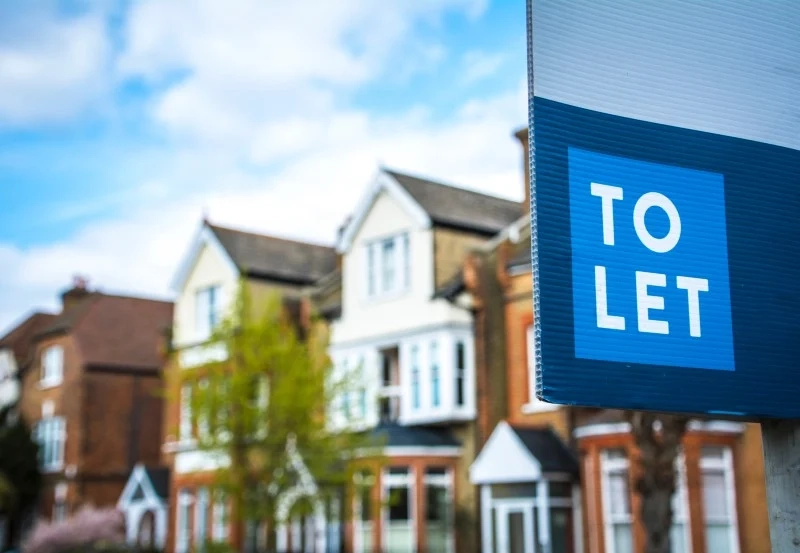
[12,278,172,523]
[456,127,773,553]
[314,167,522,553]
[160,219,337,553]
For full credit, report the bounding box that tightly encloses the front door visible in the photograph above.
[495,501,536,553]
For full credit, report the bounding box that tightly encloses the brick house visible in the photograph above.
[14,278,172,523]
[446,128,772,553]
[160,219,337,553]
[312,167,521,553]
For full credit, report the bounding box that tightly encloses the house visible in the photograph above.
[457,127,772,553]
[159,219,338,553]
[312,167,522,553]
[0,311,58,549]
[15,277,172,523]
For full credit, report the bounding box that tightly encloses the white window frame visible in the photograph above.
[176,489,193,553]
[36,416,66,473]
[600,449,633,553]
[212,495,229,542]
[195,487,209,548]
[365,232,411,300]
[179,384,192,441]
[429,341,440,409]
[423,467,455,553]
[410,345,421,410]
[40,346,64,388]
[382,467,416,553]
[700,446,740,553]
[195,284,222,340]
[522,324,558,413]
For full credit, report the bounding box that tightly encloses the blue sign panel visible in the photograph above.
[529,0,800,419]
[569,148,735,372]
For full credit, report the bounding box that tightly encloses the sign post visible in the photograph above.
[527,0,800,550]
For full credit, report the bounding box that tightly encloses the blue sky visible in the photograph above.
[0,0,529,332]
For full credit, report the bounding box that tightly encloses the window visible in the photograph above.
[670,454,691,553]
[212,495,229,542]
[354,470,374,553]
[601,449,633,553]
[177,490,193,553]
[430,342,440,408]
[701,446,738,553]
[357,356,367,419]
[180,384,192,440]
[195,488,209,549]
[410,346,420,410]
[382,238,396,293]
[366,233,410,299]
[425,468,453,553]
[196,285,221,339]
[454,341,466,407]
[36,416,66,472]
[197,379,209,440]
[384,467,414,553]
[40,346,63,387]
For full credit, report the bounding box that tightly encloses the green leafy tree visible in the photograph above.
[626,411,690,553]
[0,406,41,549]
[171,282,380,552]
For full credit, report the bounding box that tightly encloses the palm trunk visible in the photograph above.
[627,411,689,553]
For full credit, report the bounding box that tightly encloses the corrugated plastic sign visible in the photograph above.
[529,0,800,418]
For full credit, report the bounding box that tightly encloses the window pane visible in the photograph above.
[613,523,634,553]
[367,244,375,296]
[382,239,396,293]
[508,511,525,553]
[430,342,440,407]
[702,472,728,520]
[608,473,631,516]
[670,523,689,553]
[411,346,420,409]
[706,523,732,553]
[455,342,465,407]
[388,487,410,521]
[426,483,449,553]
[402,233,410,289]
[550,508,571,553]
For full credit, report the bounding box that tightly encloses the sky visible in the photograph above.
[0,0,529,333]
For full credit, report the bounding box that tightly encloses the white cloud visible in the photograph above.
[461,50,506,85]
[0,5,111,126]
[0,0,527,334]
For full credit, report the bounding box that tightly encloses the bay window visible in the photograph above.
[365,233,410,299]
[410,345,420,410]
[455,341,465,407]
[196,284,221,340]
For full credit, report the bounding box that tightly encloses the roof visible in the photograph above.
[386,169,522,236]
[370,422,461,449]
[433,271,466,301]
[208,223,337,285]
[38,291,173,372]
[0,312,57,366]
[508,425,579,474]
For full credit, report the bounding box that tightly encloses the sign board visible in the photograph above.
[529,0,800,418]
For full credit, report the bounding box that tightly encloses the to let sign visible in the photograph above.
[529,0,800,418]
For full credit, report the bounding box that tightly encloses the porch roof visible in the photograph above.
[470,421,578,485]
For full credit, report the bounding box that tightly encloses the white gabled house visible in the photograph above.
[315,167,522,553]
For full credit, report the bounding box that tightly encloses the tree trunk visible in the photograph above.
[627,411,690,553]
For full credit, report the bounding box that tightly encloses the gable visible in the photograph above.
[470,421,542,484]
[170,222,240,295]
[118,465,167,508]
[336,171,430,253]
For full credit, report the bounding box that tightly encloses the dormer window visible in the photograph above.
[366,233,410,299]
[40,346,64,388]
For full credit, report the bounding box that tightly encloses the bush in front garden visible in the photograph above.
[22,506,126,553]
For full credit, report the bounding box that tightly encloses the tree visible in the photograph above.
[626,410,690,553]
[172,282,379,552]
[0,406,42,549]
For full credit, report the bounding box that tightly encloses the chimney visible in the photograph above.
[60,275,90,312]
[514,126,530,215]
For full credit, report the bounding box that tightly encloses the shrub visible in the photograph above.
[22,506,126,553]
